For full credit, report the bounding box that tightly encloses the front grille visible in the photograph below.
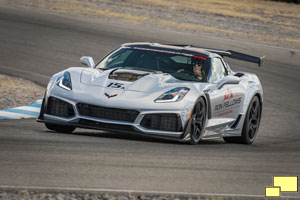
[77,103,139,123]
[78,119,135,132]
[46,97,75,117]
[140,114,182,132]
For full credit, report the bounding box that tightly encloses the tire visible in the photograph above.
[223,96,261,144]
[45,123,76,133]
[190,98,207,144]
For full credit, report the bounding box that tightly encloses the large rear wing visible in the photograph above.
[168,44,265,67]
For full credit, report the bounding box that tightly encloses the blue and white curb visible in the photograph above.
[0,98,42,120]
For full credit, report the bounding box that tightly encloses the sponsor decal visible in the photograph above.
[217,110,233,117]
[104,93,118,98]
[107,82,125,89]
[192,55,207,60]
[214,89,242,115]
[224,88,233,100]
[248,81,256,88]
[215,97,242,112]
[132,47,193,57]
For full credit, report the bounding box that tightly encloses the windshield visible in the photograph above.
[96,47,208,82]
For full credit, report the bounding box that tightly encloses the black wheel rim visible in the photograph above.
[191,101,205,141]
[248,100,260,140]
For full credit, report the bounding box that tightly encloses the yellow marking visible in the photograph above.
[157,20,238,35]
[135,0,272,22]
[188,109,193,120]
[274,176,298,192]
[284,38,300,44]
[1,0,299,48]
[265,187,280,197]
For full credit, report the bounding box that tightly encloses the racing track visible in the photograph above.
[0,5,300,198]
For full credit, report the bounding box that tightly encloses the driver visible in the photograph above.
[192,60,204,80]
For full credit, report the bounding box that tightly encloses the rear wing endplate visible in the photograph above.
[169,44,265,66]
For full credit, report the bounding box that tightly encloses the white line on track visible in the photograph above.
[13,106,41,113]
[0,185,299,199]
[35,99,43,104]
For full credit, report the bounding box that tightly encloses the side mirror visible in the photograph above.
[80,56,95,68]
[217,76,240,89]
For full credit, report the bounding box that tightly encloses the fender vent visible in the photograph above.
[234,72,244,77]
[230,114,242,129]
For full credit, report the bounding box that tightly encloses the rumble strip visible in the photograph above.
[0,98,42,120]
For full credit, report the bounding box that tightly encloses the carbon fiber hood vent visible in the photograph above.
[109,68,151,82]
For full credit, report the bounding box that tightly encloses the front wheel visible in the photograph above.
[190,98,207,144]
[45,123,76,133]
[224,96,261,144]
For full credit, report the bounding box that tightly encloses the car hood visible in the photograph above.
[80,68,202,93]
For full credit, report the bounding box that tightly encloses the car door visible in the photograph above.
[208,57,245,121]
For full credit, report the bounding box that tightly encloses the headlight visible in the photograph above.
[57,71,72,91]
[155,87,190,103]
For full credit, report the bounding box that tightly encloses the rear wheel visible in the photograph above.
[45,123,76,133]
[190,98,207,144]
[223,96,261,144]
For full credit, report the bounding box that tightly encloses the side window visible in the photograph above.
[210,58,227,84]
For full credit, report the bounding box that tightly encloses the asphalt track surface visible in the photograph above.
[0,5,300,198]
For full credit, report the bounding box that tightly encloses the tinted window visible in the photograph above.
[96,47,208,82]
[170,56,190,64]
[96,48,133,69]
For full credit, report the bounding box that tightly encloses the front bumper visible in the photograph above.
[38,96,186,139]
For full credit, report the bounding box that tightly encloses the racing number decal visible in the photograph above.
[107,82,125,89]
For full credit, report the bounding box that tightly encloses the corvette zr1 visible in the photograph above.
[38,43,264,144]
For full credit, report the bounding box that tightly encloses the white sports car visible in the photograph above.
[38,43,264,144]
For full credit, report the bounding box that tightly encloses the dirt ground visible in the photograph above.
[0,74,44,109]
[0,0,299,49]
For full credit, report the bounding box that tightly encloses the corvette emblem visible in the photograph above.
[105,93,118,98]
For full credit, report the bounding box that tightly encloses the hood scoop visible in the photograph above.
[109,68,151,82]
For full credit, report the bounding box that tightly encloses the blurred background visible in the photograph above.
[1,0,299,49]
